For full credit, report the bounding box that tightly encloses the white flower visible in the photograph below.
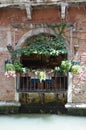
[4,71,16,78]
[71,65,82,74]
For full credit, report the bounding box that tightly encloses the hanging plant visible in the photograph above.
[4,61,24,78]
[5,63,15,71]
[55,60,82,74]
[13,61,23,72]
[5,63,16,78]
[71,65,82,74]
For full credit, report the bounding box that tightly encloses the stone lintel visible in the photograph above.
[11,22,74,29]
[65,103,86,109]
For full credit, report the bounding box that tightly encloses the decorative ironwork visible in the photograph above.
[16,72,67,92]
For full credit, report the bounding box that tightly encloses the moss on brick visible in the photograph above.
[0,106,20,114]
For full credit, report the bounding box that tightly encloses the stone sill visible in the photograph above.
[0,101,21,107]
[65,103,86,109]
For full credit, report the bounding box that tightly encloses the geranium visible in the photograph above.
[5,61,24,78]
[5,71,16,78]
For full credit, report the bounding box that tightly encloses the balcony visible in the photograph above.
[16,71,67,93]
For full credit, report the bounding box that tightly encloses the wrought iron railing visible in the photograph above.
[16,72,67,92]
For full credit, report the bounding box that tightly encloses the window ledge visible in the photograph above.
[0,101,21,107]
[65,103,86,109]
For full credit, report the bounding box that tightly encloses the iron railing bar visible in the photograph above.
[17,74,67,92]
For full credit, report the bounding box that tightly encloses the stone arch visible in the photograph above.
[15,27,70,59]
[15,27,71,104]
[15,28,56,50]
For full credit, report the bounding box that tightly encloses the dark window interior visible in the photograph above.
[20,54,67,69]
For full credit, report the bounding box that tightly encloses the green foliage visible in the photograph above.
[6,63,15,71]
[56,22,67,35]
[38,71,46,81]
[13,61,23,72]
[54,66,62,72]
[12,34,67,58]
[71,65,82,74]
[61,60,72,73]
[55,60,72,73]
[55,60,81,74]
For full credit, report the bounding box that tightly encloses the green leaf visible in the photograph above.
[12,34,67,57]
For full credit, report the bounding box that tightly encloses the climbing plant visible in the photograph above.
[54,22,67,35]
[12,34,67,59]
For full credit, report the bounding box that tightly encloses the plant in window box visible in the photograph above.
[38,71,46,82]
[31,69,47,81]
[13,61,23,76]
[54,60,72,76]
[54,66,63,76]
[60,60,72,73]
[29,69,54,80]
[5,63,16,78]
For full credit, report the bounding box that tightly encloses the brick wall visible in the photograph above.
[0,6,86,102]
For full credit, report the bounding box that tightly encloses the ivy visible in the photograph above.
[55,22,67,35]
[12,34,67,58]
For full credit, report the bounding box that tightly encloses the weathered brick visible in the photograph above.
[0,6,86,103]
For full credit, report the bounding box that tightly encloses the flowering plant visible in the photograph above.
[34,69,54,81]
[5,63,16,78]
[60,60,72,73]
[5,60,24,78]
[55,60,72,73]
[37,71,46,82]
[71,65,82,74]
[55,60,82,74]
[5,71,16,78]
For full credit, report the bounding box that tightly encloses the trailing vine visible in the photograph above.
[12,34,67,59]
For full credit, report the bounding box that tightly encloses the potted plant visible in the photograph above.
[54,66,63,76]
[71,65,82,74]
[13,61,23,76]
[13,61,23,72]
[54,60,72,76]
[5,63,16,78]
[60,60,72,73]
